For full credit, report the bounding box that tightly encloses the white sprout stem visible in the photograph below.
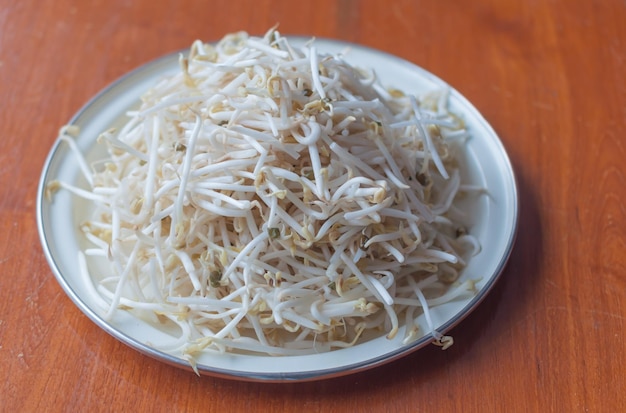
[58,134,93,187]
[77,251,110,311]
[308,143,326,200]
[410,95,449,180]
[143,116,161,210]
[221,231,269,280]
[309,47,326,99]
[340,252,390,305]
[174,114,202,230]
[98,130,149,162]
[105,241,141,319]
[52,181,106,203]
[408,276,442,341]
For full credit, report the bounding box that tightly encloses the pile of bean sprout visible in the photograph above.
[51,28,482,366]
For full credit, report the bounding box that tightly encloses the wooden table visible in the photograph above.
[2,0,625,411]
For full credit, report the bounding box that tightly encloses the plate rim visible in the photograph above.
[37,36,519,382]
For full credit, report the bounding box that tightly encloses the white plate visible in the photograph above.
[37,38,518,382]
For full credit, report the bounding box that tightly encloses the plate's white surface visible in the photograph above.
[37,38,518,382]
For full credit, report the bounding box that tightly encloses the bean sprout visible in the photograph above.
[50,28,483,364]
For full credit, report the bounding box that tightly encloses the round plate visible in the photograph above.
[37,38,518,382]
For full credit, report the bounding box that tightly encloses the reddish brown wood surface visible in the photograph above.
[1,0,625,411]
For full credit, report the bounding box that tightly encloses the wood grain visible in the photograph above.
[1,0,625,411]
